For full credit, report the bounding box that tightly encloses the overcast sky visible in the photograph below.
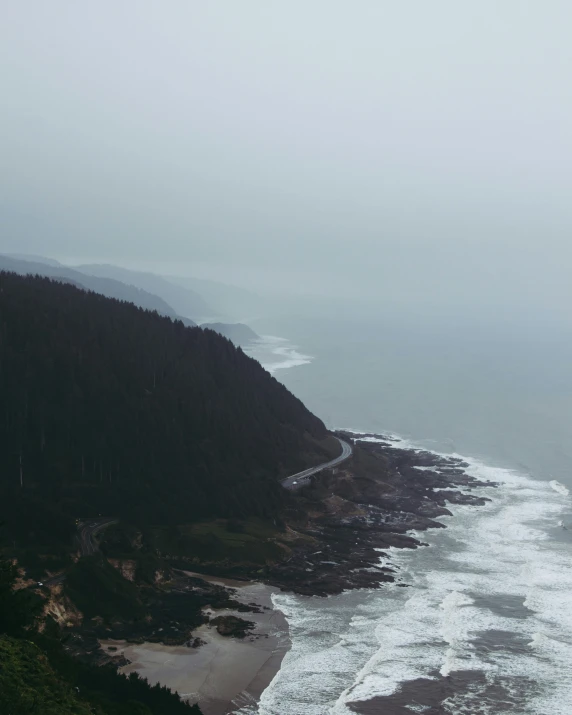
[1,2,571,322]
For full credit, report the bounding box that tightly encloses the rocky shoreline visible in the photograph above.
[102,577,290,715]
[264,431,495,596]
[58,571,265,669]
[53,431,496,713]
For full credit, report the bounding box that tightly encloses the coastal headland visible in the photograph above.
[53,432,495,713]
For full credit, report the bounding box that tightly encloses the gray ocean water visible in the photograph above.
[241,315,572,715]
[248,315,572,486]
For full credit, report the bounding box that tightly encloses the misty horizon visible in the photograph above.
[2,6,572,714]
[2,2,572,326]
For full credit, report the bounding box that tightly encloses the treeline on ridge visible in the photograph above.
[0,271,330,536]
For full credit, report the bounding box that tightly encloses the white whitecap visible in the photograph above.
[550,480,570,497]
[243,334,314,374]
[244,430,572,715]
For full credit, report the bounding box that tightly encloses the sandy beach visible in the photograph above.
[100,575,289,715]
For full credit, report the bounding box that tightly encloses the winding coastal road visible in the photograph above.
[30,446,351,589]
[78,518,117,556]
[281,436,353,490]
[30,518,117,589]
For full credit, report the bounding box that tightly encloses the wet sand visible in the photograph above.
[348,669,529,714]
[100,577,289,715]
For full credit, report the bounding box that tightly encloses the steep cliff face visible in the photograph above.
[108,559,137,582]
[43,583,83,629]
[107,558,170,585]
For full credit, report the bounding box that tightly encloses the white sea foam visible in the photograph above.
[238,433,572,715]
[439,591,475,677]
[243,335,313,374]
[550,479,570,497]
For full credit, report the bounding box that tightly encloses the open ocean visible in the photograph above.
[242,315,572,714]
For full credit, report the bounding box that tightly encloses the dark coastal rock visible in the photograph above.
[186,637,207,648]
[113,655,131,667]
[53,430,498,669]
[266,433,495,597]
[348,669,528,714]
[61,568,266,660]
[63,633,128,668]
[210,615,255,638]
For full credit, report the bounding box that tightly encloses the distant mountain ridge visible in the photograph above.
[2,254,272,327]
[0,255,196,326]
[5,253,64,267]
[166,274,265,322]
[74,263,214,322]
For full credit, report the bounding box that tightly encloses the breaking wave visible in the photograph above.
[238,434,572,715]
[550,480,569,497]
[244,335,313,374]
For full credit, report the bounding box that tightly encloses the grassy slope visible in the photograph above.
[0,635,101,715]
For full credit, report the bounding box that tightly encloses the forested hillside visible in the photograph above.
[0,555,198,714]
[202,322,259,346]
[0,272,330,536]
